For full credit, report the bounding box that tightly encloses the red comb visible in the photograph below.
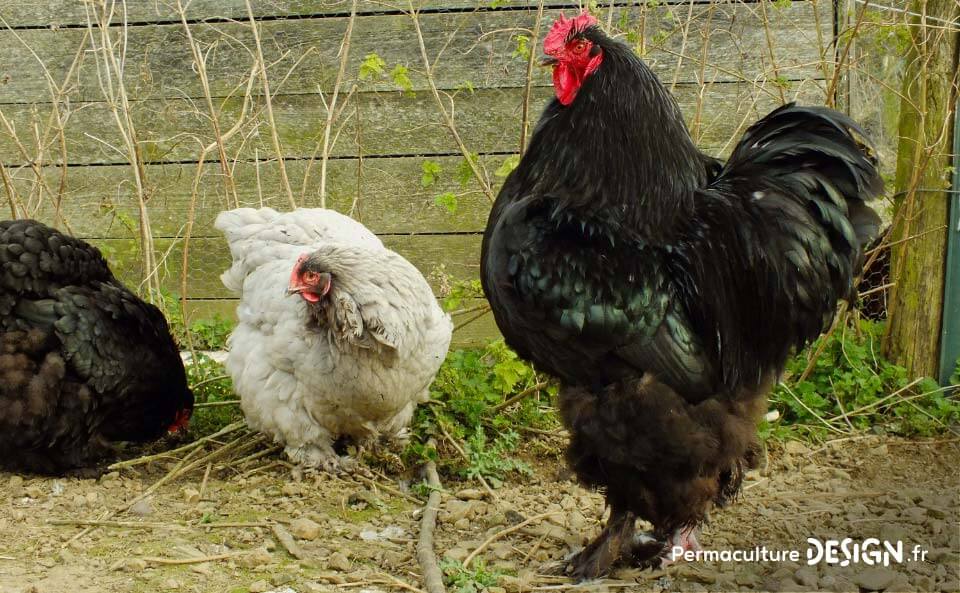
[543,10,599,55]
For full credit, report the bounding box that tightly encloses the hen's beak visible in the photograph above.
[541,55,559,67]
[287,272,332,298]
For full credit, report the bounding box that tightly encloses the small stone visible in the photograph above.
[490,542,513,560]
[129,498,153,516]
[779,578,805,592]
[24,485,44,499]
[281,483,300,497]
[239,547,273,568]
[938,580,960,592]
[8,475,23,488]
[455,488,485,500]
[270,573,296,586]
[181,487,200,504]
[567,510,586,531]
[926,507,948,519]
[854,567,896,591]
[443,548,469,563]
[289,517,321,541]
[127,559,148,572]
[99,471,120,483]
[931,548,959,564]
[828,468,851,480]
[444,500,476,523]
[785,440,811,455]
[826,575,857,593]
[163,578,180,590]
[453,518,470,530]
[794,566,818,587]
[190,563,212,576]
[488,588,507,593]
[108,559,126,571]
[901,507,927,522]
[248,580,271,593]
[327,551,351,572]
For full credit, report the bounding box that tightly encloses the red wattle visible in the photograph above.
[554,63,579,106]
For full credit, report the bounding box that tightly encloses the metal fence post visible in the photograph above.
[938,94,960,387]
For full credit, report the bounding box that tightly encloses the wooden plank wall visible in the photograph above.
[0,0,834,345]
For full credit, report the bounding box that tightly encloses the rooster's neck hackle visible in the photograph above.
[520,32,706,239]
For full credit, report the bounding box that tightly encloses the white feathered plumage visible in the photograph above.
[216,207,452,472]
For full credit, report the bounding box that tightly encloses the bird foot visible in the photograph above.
[284,445,372,477]
[635,527,702,569]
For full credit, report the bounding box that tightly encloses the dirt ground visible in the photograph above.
[0,435,957,593]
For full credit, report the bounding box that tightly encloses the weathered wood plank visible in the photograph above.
[94,233,482,299]
[13,155,497,237]
[1,0,740,27]
[0,82,826,167]
[183,297,501,347]
[0,3,830,103]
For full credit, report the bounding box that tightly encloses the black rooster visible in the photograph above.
[481,12,881,579]
[0,220,194,474]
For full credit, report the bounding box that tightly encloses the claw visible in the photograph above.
[659,526,702,568]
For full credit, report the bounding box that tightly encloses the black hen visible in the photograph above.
[0,220,194,474]
[481,12,881,579]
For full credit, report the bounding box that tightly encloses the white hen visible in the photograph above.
[216,207,453,472]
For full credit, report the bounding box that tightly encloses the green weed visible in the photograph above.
[763,319,960,442]
[408,340,558,484]
[440,558,504,593]
[185,353,242,437]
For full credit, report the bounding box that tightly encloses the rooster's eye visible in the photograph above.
[571,40,588,53]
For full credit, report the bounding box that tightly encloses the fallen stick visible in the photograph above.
[48,519,188,530]
[415,439,446,593]
[271,523,305,559]
[353,473,422,505]
[142,552,243,565]
[462,511,561,569]
[49,519,271,530]
[108,421,247,470]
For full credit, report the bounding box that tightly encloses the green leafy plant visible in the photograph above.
[359,52,386,79]
[455,153,477,187]
[186,315,234,351]
[764,319,960,441]
[461,428,531,487]
[421,159,442,187]
[494,155,520,178]
[440,558,503,593]
[408,340,558,483]
[512,34,531,60]
[390,63,413,94]
[434,192,458,214]
[184,354,242,436]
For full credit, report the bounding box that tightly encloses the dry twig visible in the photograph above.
[416,438,446,593]
[462,511,562,569]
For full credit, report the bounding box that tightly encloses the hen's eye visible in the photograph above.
[303,271,320,283]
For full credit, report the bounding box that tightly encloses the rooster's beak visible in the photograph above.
[540,55,559,67]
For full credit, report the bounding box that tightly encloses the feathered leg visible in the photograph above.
[568,507,637,581]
